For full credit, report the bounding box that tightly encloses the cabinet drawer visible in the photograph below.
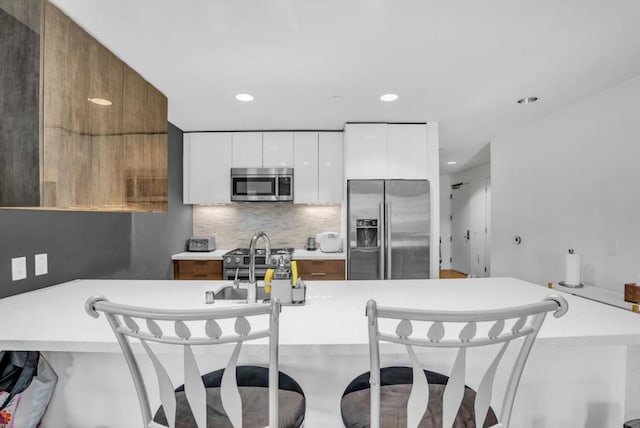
[296,260,345,280]
[173,260,222,280]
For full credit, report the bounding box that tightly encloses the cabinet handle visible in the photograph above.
[311,272,326,276]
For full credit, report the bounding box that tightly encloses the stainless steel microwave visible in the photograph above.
[230,168,293,202]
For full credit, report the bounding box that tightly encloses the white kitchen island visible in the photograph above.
[2,277,640,427]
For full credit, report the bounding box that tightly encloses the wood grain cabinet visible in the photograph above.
[122,65,168,212]
[0,0,41,206]
[0,0,167,211]
[173,260,223,280]
[296,259,345,281]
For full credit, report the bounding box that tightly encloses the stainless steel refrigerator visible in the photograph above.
[347,180,430,280]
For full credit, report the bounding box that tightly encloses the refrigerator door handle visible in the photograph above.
[385,202,392,279]
[379,203,385,279]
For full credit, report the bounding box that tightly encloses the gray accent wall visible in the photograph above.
[0,122,192,299]
[0,209,131,299]
[110,123,193,279]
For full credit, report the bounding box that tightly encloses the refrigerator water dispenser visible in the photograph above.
[356,219,378,248]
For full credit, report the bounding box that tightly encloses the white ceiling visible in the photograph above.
[50,0,640,173]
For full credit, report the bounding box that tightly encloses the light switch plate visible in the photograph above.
[12,257,27,281]
[35,253,48,276]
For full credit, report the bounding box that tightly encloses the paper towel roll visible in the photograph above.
[565,253,581,286]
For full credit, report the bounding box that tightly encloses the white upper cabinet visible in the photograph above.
[293,132,319,203]
[387,124,428,179]
[344,124,388,179]
[293,131,343,204]
[318,132,343,203]
[185,130,344,205]
[183,132,231,204]
[344,123,428,180]
[231,132,262,168]
[263,132,294,167]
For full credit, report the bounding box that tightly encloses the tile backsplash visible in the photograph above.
[193,204,342,249]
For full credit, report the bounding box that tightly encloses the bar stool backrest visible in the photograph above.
[366,294,568,428]
[85,296,281,428]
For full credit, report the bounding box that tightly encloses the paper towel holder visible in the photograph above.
[558,281,583,288]
[559,248,584,288]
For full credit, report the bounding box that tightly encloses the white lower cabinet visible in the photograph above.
[183,132,231,204]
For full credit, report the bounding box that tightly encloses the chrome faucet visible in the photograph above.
[248,231,271,303]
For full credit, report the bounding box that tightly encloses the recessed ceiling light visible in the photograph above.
[447,161,457,165]
[380,93,399,102]
[87,97,112,106]
[332,95,342,101]
[235,93,254,102]
[517,96,538,104]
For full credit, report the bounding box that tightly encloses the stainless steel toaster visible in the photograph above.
[187,236,216,252]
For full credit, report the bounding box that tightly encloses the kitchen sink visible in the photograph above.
[213,285,269,302]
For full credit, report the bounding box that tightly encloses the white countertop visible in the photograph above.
[171,250,227,260]
[171,249,346,261]
[553,281,638,311]
[2,277,640,353]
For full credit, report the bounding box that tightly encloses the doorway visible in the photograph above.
[448,173,491,278]
[450,182,471,275]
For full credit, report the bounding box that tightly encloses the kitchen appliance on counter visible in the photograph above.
[223,247,294,281]
[305,236,317,251]
[347,179,430,280]
[230,168,293,202]
[187,236,216,252]
[317,232,343,253]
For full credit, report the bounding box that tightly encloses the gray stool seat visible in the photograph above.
[154,366,305,428]
[341,366,498,428]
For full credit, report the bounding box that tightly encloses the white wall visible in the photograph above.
[439,174,452,270]
[427,122,441,278]
[459,163,490,277]
[491,75,640,291]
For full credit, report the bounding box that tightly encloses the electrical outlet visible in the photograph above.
[12,257,27,281]
[35,253,48,276]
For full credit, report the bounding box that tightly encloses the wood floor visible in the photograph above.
[439,269,468,279]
